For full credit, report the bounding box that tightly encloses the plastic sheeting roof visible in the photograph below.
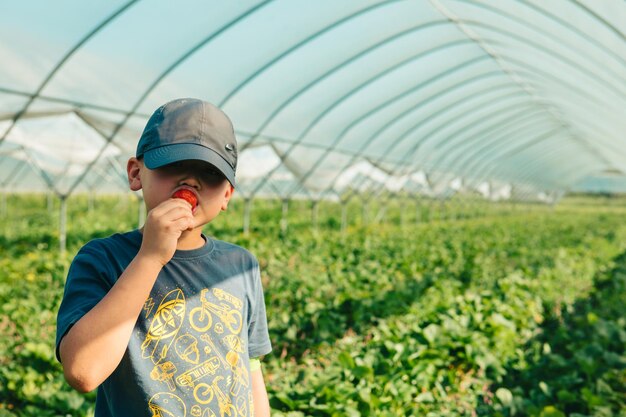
[1,0,625,201]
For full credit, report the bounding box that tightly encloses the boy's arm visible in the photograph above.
[251,367,270,417]
[59,199,195,393]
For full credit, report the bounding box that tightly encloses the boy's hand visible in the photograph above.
[139,199,196,266]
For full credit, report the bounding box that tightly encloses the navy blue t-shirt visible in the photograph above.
[56,230,272,417]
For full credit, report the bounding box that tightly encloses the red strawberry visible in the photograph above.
[172,189,197,209]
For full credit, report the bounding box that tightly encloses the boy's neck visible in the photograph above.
[176,229,206,250]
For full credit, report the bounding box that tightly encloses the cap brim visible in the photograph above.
[143,143,236,187]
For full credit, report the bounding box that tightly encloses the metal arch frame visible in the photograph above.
[286,69,509,201]
[384,94,535,175]
[493,54,616,115]
[444,113,555,180]
[68,8,452,199]
[373,83,524,161]
[0,1,139,147]
[344,105,558,207]
[3,159,49,192]
[394,51,610,178]
[289,80,523,200]
[341,103,542,202]
[392,101,539,173]
[552,118,626,159]
[64,1,275,196]
[0,159,28,188]
[267,58,499,199]
[485,63,621,141]
[217,0,403,108]
[571,0,626,42]
[458,89,624,169]
[425,108,551,175]
[15,146,58,192]
[306,73,527,203]
[241,39,488,199]
[229,20,464,163]
[478,136,602,189]
[235,20,464,156]
[469,128,569,186]
[397,95,536,169]
[0,86,149,119]
[432,0,614,173]
[450,20,626,101]
[283,26,622,200]
[446,0,626,91]
[1,1,622,200]
[491,146,606,192]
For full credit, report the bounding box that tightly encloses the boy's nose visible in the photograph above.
[179,175,200,189]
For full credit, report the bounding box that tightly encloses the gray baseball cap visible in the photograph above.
[136,98,238,186]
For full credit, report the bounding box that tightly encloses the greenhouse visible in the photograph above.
[1,1,625,416]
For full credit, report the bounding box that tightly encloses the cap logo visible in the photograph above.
[225,143,235,152]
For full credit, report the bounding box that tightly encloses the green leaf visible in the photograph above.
[495,388,513,405]
[539,406,566,417]
[423,324,440,344]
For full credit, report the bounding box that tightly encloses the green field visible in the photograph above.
[1,194,625,416]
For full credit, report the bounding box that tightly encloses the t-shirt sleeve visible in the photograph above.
[247,262,272,358]
[55,243,114,362]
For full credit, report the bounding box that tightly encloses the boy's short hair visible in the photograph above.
[136,98,238,186]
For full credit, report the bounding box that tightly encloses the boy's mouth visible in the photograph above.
[172,188,198,211]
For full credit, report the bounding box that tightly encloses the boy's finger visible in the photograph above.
[171,216,196,232]
[150,202,193,221]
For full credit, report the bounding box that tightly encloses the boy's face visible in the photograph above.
[127,158,234,227]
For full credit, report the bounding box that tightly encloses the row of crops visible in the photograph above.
[1,194,625,416]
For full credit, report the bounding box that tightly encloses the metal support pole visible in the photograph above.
[362,201,369,226]
[0,190,6,218]
[439,199,446,221]
[415,198,421,223]
[280,199,289,234]
[341,202,348,233]
[59,195,67,255]
[373,203,387,224]
[311,200,319,232]
[243,198,252,236]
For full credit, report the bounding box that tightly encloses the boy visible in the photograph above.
[56,98,272,417]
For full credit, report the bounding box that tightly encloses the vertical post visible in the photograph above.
[341,202,348,234]
[438,199,445,221]
[243,198,252,236]
[361,201,369,226]
[374,205,386,224]
[59,195,67,255]
[311,200,319,233]
[415,197,421,224]
[280,199,289,234]
[0,190,6,218]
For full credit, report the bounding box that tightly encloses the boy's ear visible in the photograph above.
[221,184,235,211]
[127,157,143,191]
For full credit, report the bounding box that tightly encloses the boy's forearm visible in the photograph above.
[251,368,271,417]
[59,254,163,393]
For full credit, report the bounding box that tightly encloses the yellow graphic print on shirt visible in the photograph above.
[189,289,243,334]
[144,287,252,417]
[142,289,186,364]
